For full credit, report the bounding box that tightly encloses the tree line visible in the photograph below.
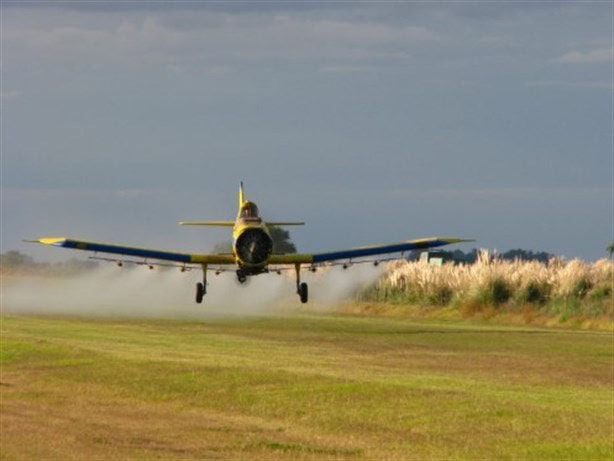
[1,250,99,274]
[408,248,557,264]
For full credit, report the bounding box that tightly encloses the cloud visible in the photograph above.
[553,47,613,64]
[4,13,435,70]
[2,3,611,262]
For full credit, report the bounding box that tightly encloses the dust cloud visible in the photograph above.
[2,263,385,320]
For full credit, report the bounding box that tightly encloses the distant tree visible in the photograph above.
[608,241,614,257]
[213,241,233,254]
[500,249,553,263]
[0,250,34,268]
[269,226,297,254]
[407,249,477,264]
[407,248,557,265]
[0,251,100,275]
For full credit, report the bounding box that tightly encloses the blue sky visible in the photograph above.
[2,1,612,261]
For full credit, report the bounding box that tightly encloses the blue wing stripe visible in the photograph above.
[311,239,455,263]
[52,239,192,263]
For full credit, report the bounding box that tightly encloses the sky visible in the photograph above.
[1,1,612,262]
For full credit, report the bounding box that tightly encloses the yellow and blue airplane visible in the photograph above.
[29,183,472,303]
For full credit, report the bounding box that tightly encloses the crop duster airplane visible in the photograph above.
[29,183,471,304]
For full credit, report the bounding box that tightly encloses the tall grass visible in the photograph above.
[358,251,613,319]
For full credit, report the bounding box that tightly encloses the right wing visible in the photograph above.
[310,237,472,263]
[268,237,473,265]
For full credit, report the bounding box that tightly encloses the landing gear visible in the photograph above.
[196,264,208,304]
[295,263,309,304]
[236,269,248,284]
[298,282,308,304]
[196,282,206,304]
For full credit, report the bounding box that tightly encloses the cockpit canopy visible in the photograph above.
[240,201,261,221]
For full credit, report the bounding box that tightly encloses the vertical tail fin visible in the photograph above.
[239,181,245,208]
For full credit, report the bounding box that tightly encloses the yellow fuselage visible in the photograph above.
[232,201,273,271]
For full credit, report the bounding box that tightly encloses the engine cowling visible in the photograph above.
[234,228,273,266]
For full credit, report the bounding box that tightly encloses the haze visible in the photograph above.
[1,2,611,261]
[3,264,384,318]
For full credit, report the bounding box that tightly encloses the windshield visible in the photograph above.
[240,202,260,219]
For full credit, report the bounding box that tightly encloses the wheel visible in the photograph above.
[299,282,308,304]
[236,270,248,284]
[196,282,205,304]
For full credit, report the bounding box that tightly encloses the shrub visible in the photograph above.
[475,277,511,307]
[427,285,453,306]
[589,284,612,302]
[572,277,592,299]
[520,280,550,305]
[357,254,613,318]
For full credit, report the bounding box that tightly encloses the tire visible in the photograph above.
[299,282,308,304]
[196,282,205,304]
[236,269,248,284]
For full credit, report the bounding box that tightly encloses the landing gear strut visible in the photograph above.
[295,263,309,304]
[196,264,207,304]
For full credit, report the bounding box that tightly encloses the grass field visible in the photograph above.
[1,312,612,460]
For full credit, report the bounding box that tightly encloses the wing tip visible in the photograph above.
[409,237,475,245]
[440,237,475,243]
[25,237,67,246]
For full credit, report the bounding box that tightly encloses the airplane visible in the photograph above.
[28,183,472,304]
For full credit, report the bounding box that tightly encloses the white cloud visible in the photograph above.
[292,18,436,44]
[553,47,613,64]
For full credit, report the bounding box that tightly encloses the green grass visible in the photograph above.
[1,313,612,460]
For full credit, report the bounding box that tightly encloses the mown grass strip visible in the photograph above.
[1,313,612,460]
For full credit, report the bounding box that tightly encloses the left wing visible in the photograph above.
[269,237,472,265]
[27,238,236,265]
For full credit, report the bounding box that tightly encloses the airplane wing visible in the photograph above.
[29,235,471,267]
[266,222,305,226]
[268,237,472,265]
[27,238,236,265]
